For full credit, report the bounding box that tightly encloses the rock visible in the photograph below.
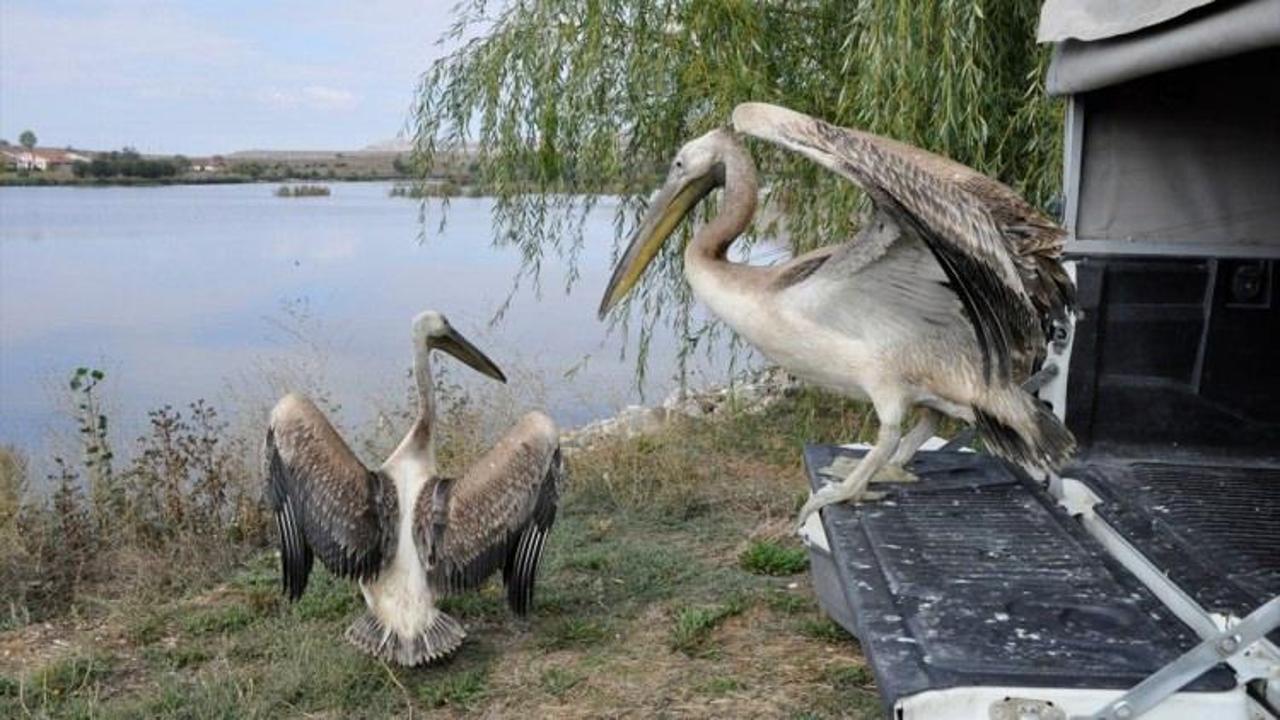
[560,367,801,453]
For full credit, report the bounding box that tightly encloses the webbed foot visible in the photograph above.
[816,455,860,479]
[872,464,918,484]
[794,482,886,531]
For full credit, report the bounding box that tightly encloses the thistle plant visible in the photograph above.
[68,367,121,531]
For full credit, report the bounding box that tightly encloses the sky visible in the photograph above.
[0,0,463,155]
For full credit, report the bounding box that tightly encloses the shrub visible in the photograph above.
[7,369,271,622]
[275,184,331,197]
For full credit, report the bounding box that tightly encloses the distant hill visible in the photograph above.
[225,148,404,161]
[362,138,413,153]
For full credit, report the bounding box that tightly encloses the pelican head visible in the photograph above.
[598,128,743,317]
[412,310,506,383]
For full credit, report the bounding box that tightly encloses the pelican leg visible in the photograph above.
[873,409,941,484]
[797,416,903,529]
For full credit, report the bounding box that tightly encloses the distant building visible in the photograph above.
[38,149,91,167]
[189,156,227,172]
[1,148,91,171]
[2,148,46,170]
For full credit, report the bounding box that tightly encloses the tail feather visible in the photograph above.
[974,391,1075,472]
[344,610,466,666]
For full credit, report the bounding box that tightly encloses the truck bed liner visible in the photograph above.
[803,444,1235,712]
[1077,460,1280,644]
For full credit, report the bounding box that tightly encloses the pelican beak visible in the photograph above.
[597,170,718,318]
[435,326,507,383]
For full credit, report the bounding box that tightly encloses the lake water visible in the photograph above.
[0,182,744,477]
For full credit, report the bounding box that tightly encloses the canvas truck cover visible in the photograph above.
[1040,0,1280,249]
[1039,0,1279,94]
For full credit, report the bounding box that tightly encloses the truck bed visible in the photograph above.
[802,445,1240,714]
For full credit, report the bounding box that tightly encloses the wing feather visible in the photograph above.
[791,220,965,341]
[422,411,561,615]
[264,394,397,600]
[733,102,1073,381]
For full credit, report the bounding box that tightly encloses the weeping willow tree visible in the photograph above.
[414,0,1061,380]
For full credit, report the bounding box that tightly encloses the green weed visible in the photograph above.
[740,539,810,576]
[439,587,506,619]
[537,617,610,650]
[824,663,874,689]
[797,617,852,644]
[182,604,255,636]
[670,596,749,656]
[291,572,359,621]
[416,667,490,709]
[126,610,170,646]
[144,645,212,670]
[27,652,115,704]
[539,666,584,697]
[765,590,815,615]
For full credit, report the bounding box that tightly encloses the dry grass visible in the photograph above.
[0,387,883,718]
[2,375,273,628]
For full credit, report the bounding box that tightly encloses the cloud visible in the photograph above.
[0,0,456,152]
[257,85,360,112]
[0,1,246,90]
[302,85,360,111]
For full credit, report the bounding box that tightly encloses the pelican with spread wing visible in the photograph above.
[598,102,1075,525]
[264,311,561,665]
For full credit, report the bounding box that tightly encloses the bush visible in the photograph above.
[388,181,458,198]
[4,369,271,624]
[73,149,184,180]
[0,447,32,627]
[276,184,331,197]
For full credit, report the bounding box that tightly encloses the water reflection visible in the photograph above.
[0,182,741,476]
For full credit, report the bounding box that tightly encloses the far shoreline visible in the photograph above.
[0,174,407,188]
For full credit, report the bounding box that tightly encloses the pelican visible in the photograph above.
[599,102,1075,525]
[264,311,562,665]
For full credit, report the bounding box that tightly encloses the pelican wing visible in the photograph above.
[421,412,561,615]
[264,394,397,600]
[733,102,1073,381]
[783,215,972,347]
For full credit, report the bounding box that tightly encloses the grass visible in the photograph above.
[181,604,256,636]
[416,666,491,709]
[698,675,743,696]
[538,666,584,698]
[765,589,817,615]
[798,617,854,644]
[740,538,810,576]
[536,617,611,651]
[670,596,749,656]
[824,663,875,689]
[0,390,880,718]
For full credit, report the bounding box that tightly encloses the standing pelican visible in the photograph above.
[599,102,1075,525]
[264,311,562,665]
